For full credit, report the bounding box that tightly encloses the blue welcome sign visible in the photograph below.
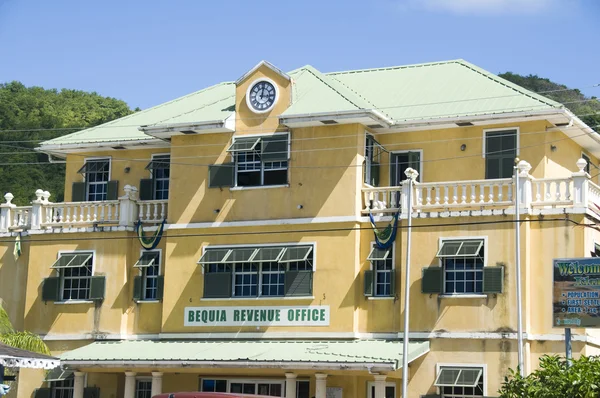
[553,258,600,328]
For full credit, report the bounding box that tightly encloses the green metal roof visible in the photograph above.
[59,340,429,370]
[39,59,564,148]
[40,82,235,147]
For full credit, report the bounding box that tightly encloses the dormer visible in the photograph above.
[235,60,292,133]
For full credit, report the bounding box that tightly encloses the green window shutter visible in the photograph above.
[364,270,374,297]
[370,162,380,187]
[483,266,504,294]
[106,180,119,200]
[83,387,100,398]
[390,269,396,296]
[203,272,232,298]
[208,163,235,188]
[34,388,52,398]
[284,271,313,297]
[261,135,289,161]
[89,276,106,301]
[139,179,153,201]
[72,182,86,202]
[133,276,142,301]
[156,275,165,301]
[421,266,443,294]
[41,277,60,302]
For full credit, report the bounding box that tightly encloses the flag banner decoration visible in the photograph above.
[135,219,165,250]
[369,209,400,250]
[13,233,21,261]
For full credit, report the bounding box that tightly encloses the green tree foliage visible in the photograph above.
[0,81,133,205]
[499,72,600,132]
[500,355,600,397]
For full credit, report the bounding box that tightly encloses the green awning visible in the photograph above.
[145,157,170,171]
[226,138,260,153]
[434,367,482,387]
[133,251,159,268]
[77,160,109,174]
[50,253,93,269]
[279,246,313,263]
[45,368,73,382]
[59,340,429,371]
[366,247,391,261]
[437,239,484,258]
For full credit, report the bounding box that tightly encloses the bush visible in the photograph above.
[499,355,600,397]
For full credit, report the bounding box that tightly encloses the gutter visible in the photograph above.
[139,120,230,135]
[36,138,165,153]
[61,360,397,372]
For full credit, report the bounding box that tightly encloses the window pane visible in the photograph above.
[216,380,227,392]
[198,249,231,264]
[367,247,391,261]
[437,241,462,257]
[435,368,461,386]
[254,247,284,262]
[297,381,310,398]
[457,240,483,256]
[238,171,261,186]
[227,248,258,263]
[202,379,215,392]
[264,169,288,185]
[280,246,313,263]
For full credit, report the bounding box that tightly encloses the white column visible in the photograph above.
[374,375,386,398]
[73,372,86,398]
[285,373,297,398]
[572,158,590,210]
[29,189,45,230]
[0,193,15,232]
[315,374,327,398]
[118,185,138,227]
[125,372,136,398]
[151,372,163,397]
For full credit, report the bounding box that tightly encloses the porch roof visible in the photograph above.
[59,340,429,371]
[0,342,60,369]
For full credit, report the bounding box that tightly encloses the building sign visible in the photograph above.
[553,258,600,328]
[184,305,330,327]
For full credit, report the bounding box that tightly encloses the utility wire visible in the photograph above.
[0,217,579,244]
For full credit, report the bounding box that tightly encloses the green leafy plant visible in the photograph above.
[0,303,49,354]
[500,355,600,397]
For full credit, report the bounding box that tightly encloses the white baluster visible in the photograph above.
[434,187,440,205]
[566,180,571,200]
[488,184,494,203]
[145,203,151,221]
[443,186,449,205]
[139,203,144,220]
[479,184,485,204]
[66,206,71,224]
[556,181,561,202]
[461,185,467,204]
[470,184,476,204]
[100,204,105,222]
[160,203,166,219]
[452,184,458,205]
[426,187,432,205]
[153,203,158,221]
[79,205,85,223]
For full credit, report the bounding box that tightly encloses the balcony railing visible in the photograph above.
[363,159,599,217]
[0,185,167,232]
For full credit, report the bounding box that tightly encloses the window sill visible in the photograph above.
[229,184,289,191]
[54,300,94,305]
[201,296,314,301]
[135,300,161,304]
[367,296,395,300]
[439,294,488,299]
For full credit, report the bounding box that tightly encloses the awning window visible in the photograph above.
[133,251,159,268]
[145,156,170,171]
[592,242,600,257]
[253,247,285,262]
[434,367,482,387]
[226,138,260,153]
[367,247,391,261]
[226,248,259,263]
[77,160,109,174]
[197,249,232,264]
[45,368,73,382]
[279,246,313,263]
[436,239,484,258]
[50,253,93,269]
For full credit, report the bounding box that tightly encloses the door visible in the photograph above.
[390,151,421,186]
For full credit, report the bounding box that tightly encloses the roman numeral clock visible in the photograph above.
[246,78,278,113]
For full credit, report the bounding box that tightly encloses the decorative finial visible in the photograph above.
[4,193,14,205]
[576,158,587,173]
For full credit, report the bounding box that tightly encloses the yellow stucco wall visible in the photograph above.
[0,243,28,330]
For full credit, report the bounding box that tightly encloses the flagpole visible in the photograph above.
[514,159,525,376]
[401,168,417,398]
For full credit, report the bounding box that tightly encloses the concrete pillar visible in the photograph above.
[73,372,86,398]
[285,373,297,398]
[151,372,163,397]
[315,374,327,398]
[125,372,136,398]
[374,375,386,398]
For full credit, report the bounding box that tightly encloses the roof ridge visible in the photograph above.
[301,65,370,110]
[456,60,563,109]
[326,59,465,76]
[41,81,234,144]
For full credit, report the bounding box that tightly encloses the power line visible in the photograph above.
[0,217,577,244]
[0,83,598,135]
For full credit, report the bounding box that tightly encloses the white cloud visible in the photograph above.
[404,0,559,15]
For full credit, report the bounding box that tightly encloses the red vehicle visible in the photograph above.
[154,393,278,398]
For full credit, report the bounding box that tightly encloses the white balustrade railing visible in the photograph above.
[414,178,513,211]
[588,181,600,208]
[10,207,31,229]
[532,178,573,207]
[362,187,403,214]
[41,201,120,226]
[138,200,168,223]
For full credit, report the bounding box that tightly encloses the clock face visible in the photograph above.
[248,80,277,113]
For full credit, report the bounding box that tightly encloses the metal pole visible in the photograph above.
[515,160,525,377]
[401,176,413,398]
[0,364,4,384]
[565,327,572,367]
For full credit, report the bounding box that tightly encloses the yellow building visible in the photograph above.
[2,59,600,398]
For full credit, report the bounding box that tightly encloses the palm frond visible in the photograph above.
[0,304,16,335]
[0,332,51,356]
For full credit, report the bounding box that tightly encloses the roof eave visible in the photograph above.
[140,116,235,139]
[61,359,397,372]
[36,138,169,155]
[280,109,394,128]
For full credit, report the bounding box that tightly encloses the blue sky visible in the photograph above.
[0,0,598,110]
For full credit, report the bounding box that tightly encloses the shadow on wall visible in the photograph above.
[0,243,29,330]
